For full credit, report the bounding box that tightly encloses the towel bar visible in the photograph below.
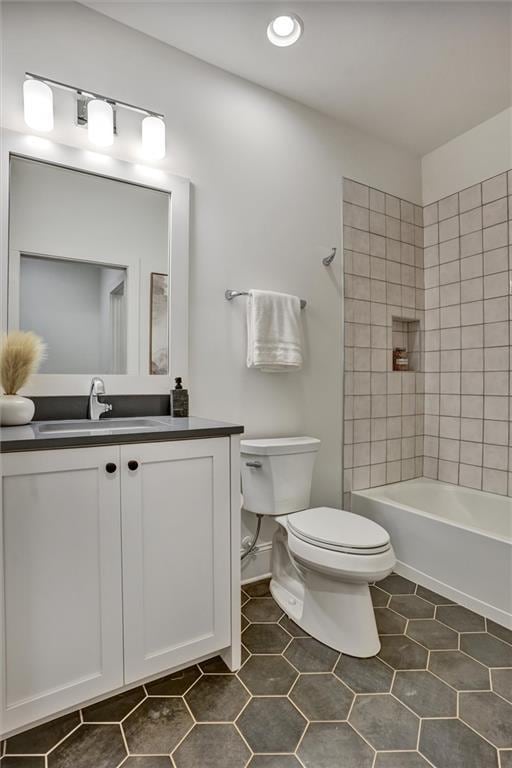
[225,289,306,309]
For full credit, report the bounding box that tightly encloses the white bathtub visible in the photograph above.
[352,478,512,629]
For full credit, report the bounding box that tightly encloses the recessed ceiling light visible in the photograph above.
[267,14,303,47]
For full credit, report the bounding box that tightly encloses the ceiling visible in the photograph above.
[84,2,511,155]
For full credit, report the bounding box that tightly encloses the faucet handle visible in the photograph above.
[90,376,106,395]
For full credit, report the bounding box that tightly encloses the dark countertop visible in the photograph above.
[0,416,244,453]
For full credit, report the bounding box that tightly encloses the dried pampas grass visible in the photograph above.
[0,331,46,395]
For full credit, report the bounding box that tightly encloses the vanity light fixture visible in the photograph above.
[267,14,303,47]
[87,99,114,147]
[23,78,54,132]
[22,73,166,160]
[141,115,166,160]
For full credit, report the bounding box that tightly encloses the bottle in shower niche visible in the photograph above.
[170,377,189,417]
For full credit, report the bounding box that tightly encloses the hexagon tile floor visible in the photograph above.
[2,573,512,768]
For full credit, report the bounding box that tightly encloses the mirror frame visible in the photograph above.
[1,129,190,395]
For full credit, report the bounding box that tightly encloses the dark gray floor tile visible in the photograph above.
[500,751,512,768]
[374,607,407,635]
[199,656,231,673]
[436,605,485,632]
[461,633,512,668]
[429,650,490,690]
[0,759,45,767]
[278,616,309,637]
[247,757,302,768]
[389,595,435,619]
[238,654,298,695]
[173,724,250,768]
[122,759,172,767]
[370,586,389,607]
[242,623,290,654]
[241,615,249,630]
[289,673,354,721]
[349,694,419,750]
[487,621,512,646]
[335,655,393,693]
[419,718,499,768]
[297,722,374,768]
[406,619,458,649]
[244,580,271,598]
[242,598,283,623]
[241,589,249,606]
[6,712,80,755]
[145,665,200,695]
[460,692,512,748]
[378,635,428,670]
[284,637,339,672]
[415,585,455,605]
[236,697,306,753]
[82,687,145,723]
[123,698,192,754]
[241,645,250,664]
[47,724,126,768]
[392,670,457,717]
[185,675,250,721]
[374,753,431,768]
[492,669,512,703]
[378,574,416,595]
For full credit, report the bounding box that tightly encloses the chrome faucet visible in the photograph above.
[88,377,112,420]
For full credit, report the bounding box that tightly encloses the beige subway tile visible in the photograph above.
[482,173,507,204]
[345,178,369,207]
[459,183,482,213]
[483,198,507,228]
[439,215,459,242]
[460,207,482,235]
[438,193,459,221]
[459,464,482,490]
[483,221,508,251]
[369,188,385,213]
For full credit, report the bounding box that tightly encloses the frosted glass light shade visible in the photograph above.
[142,115,166,160]
[267,15,303,46]
[88,99,114,147]
[23,79,54,132]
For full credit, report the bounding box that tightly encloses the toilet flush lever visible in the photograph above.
[245,460,262,469]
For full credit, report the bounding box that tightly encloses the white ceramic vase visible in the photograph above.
[0,394,35,426]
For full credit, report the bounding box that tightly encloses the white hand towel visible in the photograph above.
[246,289,303,372]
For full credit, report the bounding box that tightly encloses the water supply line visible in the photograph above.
[241,514,263,561]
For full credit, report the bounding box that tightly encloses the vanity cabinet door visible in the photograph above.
[0,447,124,735]
[121,438,231,683]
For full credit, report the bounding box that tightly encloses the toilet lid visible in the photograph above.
[287,507,390,553]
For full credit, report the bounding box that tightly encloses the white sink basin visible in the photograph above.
[38,418,166,436]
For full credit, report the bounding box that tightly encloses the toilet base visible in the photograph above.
[271,528,382,657]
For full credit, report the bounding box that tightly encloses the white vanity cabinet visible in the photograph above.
[120,439,231,682]
[0,435,239,737]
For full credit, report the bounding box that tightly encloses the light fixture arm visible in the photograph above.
[24,72,164,120]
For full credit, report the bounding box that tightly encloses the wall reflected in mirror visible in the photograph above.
[9,156,170,375]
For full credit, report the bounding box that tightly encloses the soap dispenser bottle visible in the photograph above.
[170,377,189,418]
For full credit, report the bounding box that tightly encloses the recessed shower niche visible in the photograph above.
[391,317,421,372]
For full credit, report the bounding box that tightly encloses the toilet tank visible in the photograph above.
[240,437,321,516]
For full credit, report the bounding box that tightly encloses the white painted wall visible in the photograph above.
[422,108,512,204]
[1,1,422,575]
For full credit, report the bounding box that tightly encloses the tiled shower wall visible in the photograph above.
[343,171,512,503]
[343,179,425,510]
[421,171,511,497]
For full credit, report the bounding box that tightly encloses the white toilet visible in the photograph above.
[240,436,396,657]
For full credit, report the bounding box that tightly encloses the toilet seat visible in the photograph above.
[287,506,391,555]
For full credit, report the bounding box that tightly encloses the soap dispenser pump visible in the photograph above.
[170,377,189,418]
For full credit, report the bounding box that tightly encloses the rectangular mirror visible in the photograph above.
[8,156,172,377]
